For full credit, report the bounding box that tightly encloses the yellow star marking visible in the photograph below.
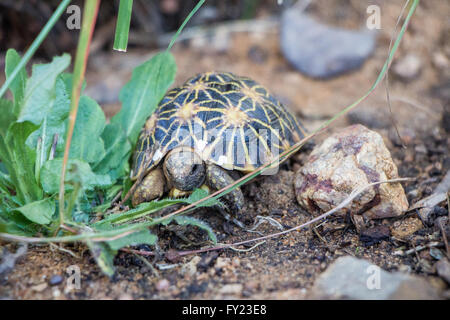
[175,102,198,122]
[223,107,249,127]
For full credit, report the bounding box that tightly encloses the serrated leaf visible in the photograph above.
[111,51,176,146]
[5,49,27,117]
[40,159,112,194]
[5,122,42,204]
[63,95,106,164]
[86,240,116,277]
[13,197,55,225]
[107,229,157,251]
[18,54,71,124]
[26,74,71,158]
[93,122,131,182]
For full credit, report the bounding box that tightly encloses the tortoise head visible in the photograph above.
[163,146,206,192]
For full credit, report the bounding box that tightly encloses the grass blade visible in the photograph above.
[113,0,133,52]
[0,0,71,99]
[59,0,101,226]
[167,0,205,51]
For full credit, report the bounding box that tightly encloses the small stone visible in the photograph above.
[280,9,375,79]
[393,54,422,81]
[310,256,441,299]
[219,283,243,295]
[295,125,408,229]
[49,274,63,286]
[390,217,423,239]
[156,279,170,291]
[436,259,450,284]
[31,283,48,292]
[181,256,201,277]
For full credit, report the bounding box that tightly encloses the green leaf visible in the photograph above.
[113,0,133,52]
[96,198,183,226]
[0,99,15,165]
[5,122,42,204]
[65,95,106,164]
[86,240,116,277]
[13,197,55,225]
[17,54,71,124]
[40,159,112,194]
[112,52,176,145]
[26,74,71,158]
[187,188,222,208]
[172,215,217,244]
[107,229,157,251]
[5,49,27,117]
[93,122,131,182]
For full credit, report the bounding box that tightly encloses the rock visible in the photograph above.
[393,54,422,81]
[295,125,409,229]
[49,274,63,286]
[310,256,441,299]
[219,283,243,295]
[390,217,423,239]
[280,8,376,79]
[436,259,450,284]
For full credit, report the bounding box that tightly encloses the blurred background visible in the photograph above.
[0,0,448,135]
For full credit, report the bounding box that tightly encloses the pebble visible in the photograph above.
[49,274,63,286]
[310,256,441,299]
[436,259,450,284]
[280,8,376,79]
[295,125,408,230]
[31,283,48,292]
[393,54,422,81]
[219,283,243,295]
[156,279,170,291]
[390,217,423,239]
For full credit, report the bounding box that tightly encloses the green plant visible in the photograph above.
[0,0,420,276]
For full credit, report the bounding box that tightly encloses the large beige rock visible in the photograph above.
[295,125,408,227]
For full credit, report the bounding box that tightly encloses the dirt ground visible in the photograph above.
[1,1,449,299]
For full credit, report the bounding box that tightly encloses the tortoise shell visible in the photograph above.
[131,72,306,180]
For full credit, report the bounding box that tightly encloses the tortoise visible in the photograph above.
[131,72,306,220]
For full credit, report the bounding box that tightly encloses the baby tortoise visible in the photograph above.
[131,72,306,220]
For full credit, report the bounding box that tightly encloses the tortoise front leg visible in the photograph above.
[206,164,245,228]
[132,167,166,207]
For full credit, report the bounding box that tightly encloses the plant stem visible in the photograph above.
[113,0,133,52]
[0,0,71,99]
[59,0,101,226]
